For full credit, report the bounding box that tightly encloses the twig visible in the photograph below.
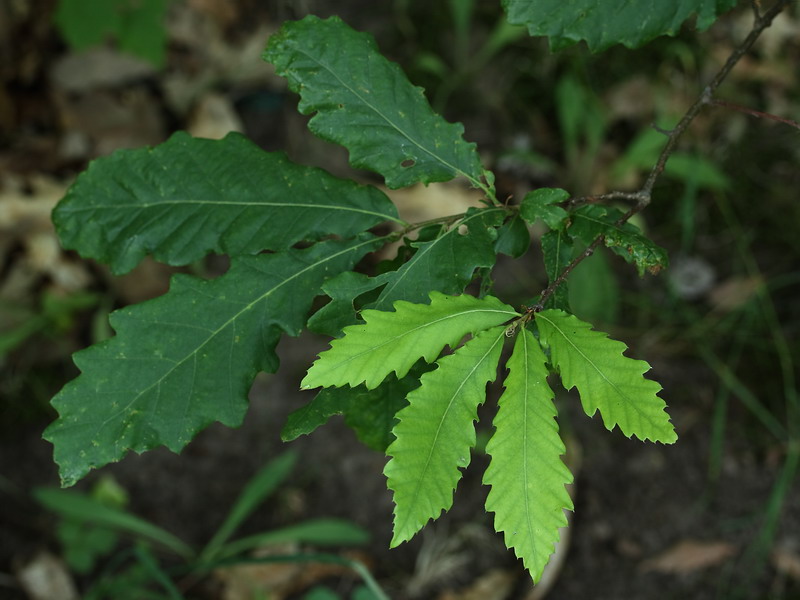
[536,0,791,309]
[710,98,800,130]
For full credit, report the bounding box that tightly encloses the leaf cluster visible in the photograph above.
[40,2,752,583]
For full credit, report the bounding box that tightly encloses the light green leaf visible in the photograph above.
[535,310,677,443]
[568,248,619,325]
[484,329,573,582]
[502,0,738,52]
[54,132,400,275]
[264,16,490,192]
[302,292,517,391]
[520,188,569,230]
[385,326,506,546]
[568,205,669,276]
[45,236,383,487]
[371,207,506,310]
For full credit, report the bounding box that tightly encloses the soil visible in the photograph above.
[1,1,799,599]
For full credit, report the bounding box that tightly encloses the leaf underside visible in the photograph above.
[502,0,738,52]
[484,329,573,582]
[53,132,399,275]
[385,326,507,546]
[45,236,383,486]
[535,310,677,443]
[264,15,488,191]
[302,292,517,391]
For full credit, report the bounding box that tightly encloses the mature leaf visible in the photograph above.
[306,271,382,337]
[54,132,400,274]
[535,310,677,443]
[45,236,383,487]
[502,0,738,52]
[264,16,489,191]
[371,207,506,310]
[520,188,569,230]
[385,326,506,546]
[568,205,669,276]
[494,214,531,258]
[541,229,573,311]
[302,292,518,390]
[283,365,433,452]
[484,329,573,582]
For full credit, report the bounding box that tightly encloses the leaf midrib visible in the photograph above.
[290,42,484,191]
[88,236,384,437]
[536,312,660,428]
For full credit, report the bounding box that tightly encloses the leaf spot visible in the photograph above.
[401,159,415,168]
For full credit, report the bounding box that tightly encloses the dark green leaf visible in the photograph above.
[306,271,383,337]
[54,132,400,274]
[568,205,668,276]
[283,366,432,452]
[44,236,383,487]
[371,207,506,310]
[541,229,573,310]
[502,0,738,52]
[494,214,531,258]
[264,16,490,193]
[520,188,569,230]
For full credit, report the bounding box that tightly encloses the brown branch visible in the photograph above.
[537,0,791,309]
[710,98,800,130]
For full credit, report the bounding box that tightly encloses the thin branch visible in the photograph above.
[537,0,791,309]
[710,98,800,130]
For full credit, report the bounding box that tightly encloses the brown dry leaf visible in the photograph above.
[383,182,485,226]
[188,92,244,140]
[16,550,79,600]
[214,545,365,600]
[437,568,518,600]
[709,276,763,312]
[772,545,800,581]
[640,539,738,574]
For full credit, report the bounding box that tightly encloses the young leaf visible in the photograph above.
[371,207,506,310]
[45,236,384,487]
[283,365,433,452]
[541,229,573,310]
[484,329,573,582]
[535,310,677,443]
[519,188,569,230]
[502,0,738,52]
[568,205,669,276]
[302,292,518,390]
[54,132,401,275]
[385,326,506,546]
[264,16,489,193]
